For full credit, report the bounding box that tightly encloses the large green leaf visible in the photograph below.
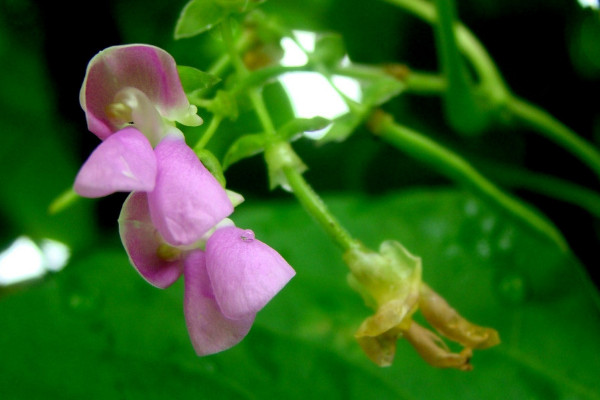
[1,189,598,399]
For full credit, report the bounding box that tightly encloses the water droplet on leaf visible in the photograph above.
[464,199,479,217]
[476,239,491,258]
[497,228,514,252]
[495,271,527,304]
[481,216,496,233]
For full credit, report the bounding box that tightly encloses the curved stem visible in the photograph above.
[220,17,248,77]
[476,160,600,219]
[193,114,223,151]
[382,0,508,101]
[283,165,358,252]
[220,16,358,252]
[506,96,600,180]
[368,110,568,251]
[48,188,80,215]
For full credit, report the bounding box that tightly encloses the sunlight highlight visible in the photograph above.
[279,31,362,140]
[0,236,70,285]
[578,0,599,8]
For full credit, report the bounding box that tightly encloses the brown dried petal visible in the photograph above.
[419,285,500,349]
[356,326,404,367]
[404,321,473,371]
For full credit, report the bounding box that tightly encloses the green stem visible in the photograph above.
[188,97,214,109]
[193,114,223,151]
[48,188,80,215]
[434,0,488,134]
[220,17,249,77]
[283,165,358,252]
[507,96,600,180]
[334,64,447,95]
[404,70,447,94]
[220,16,358,251]
[382,0,508,101]
[477,160,600,219]
[249,90,276,134]
[368,110,568,251]
[233,65,309,94]
[235,62,446,98]
[221,17,275,134]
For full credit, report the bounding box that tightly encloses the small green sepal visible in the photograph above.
[195,148,227,187]
[264,141,307,190]
[177,65,222,94]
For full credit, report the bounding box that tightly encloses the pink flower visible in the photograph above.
[119,192,296,355]
[80,44,201,143]
[73,44,232,246]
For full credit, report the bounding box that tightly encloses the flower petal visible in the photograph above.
[184,250,255,356]
[148,136,233,246]
[74,127,157,198]
[81,44,201,140]
[206,226,295,319]
[111,87,184,147]
[118,192,184,288]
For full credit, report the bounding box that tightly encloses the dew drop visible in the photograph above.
[444,244,461,258]
[464,199,479,217]
[495,271,527,304]
[66,290,101,316]
[476,239,491,258]
[497,229,514,252]
[240,229,255,242]
[481,216,496,233]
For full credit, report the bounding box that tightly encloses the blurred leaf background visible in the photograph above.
[1,0,600,398]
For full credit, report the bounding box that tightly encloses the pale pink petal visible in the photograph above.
[74,127,157,198]
[148,136,233,246]
[81,44,201,140]
[206,227,295,320]
[184,250,255,356]
[111,87,182,147]
[118,192,184,288]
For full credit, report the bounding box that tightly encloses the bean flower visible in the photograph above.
[75,44,296,355]
[119,192,295,355]
[74,44,232,246]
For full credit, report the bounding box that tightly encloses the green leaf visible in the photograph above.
[361,76,405,108]
[1,190,598,399]
[317,112,363,144]
[174,0,228,39]
[277,116,332,141]
[177,65,221,93]
[222,132,269,169]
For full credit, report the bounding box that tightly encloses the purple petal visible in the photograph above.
[74,127,157,198]
[118,192,184,288]
[81,44,201,140]
[148,136,233,246]
[206,227,295,320]
[184,250,255,356]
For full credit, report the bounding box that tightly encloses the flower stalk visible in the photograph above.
[367,109,568,251]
